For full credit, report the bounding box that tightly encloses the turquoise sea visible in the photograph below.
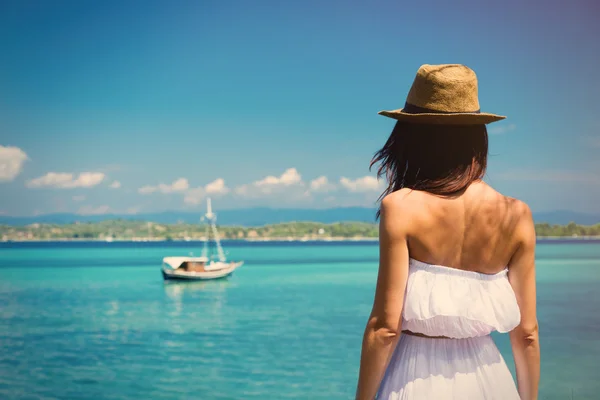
[0,241,599,399]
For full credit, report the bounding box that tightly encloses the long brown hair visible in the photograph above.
[370,121,488,218]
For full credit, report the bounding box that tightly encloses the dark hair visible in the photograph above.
[370,121,488,218]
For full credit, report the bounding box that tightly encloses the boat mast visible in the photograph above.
[200,223,210,258]
[205,198,226,262]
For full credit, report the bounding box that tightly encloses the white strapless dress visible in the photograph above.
[377,258,522,400]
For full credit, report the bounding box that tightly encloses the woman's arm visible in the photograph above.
[507,202,540,400]
[355,196,410,400]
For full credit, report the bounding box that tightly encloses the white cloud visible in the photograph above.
[138,185,157,194]
[77,205,111,215]
[205,178,230,195]
[72,195,86,202]
[235,168,303,197]
[26,172,106,189]
[489,123,516,135]
[109,180,121,189]
[0,145,28,182]
[165,178,189,192]
[339,176,382,192]
[138,178,189,195]
[256,168,301,187]
[309,176,337,192]
[184,178,230,205]
[139,177,229,206]
[184,187,205,205]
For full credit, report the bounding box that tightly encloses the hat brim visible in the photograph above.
[378,109,505,125]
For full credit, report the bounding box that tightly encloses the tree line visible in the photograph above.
[1,220,599,241]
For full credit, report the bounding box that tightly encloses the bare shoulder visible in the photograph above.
[484,182,531,221]
[380,188,421,215]
[503,196,535,246]
[379,189,420,237]
[504,195,533,224]
[478,184,534,244]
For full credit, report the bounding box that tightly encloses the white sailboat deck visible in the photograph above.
[161,198,243,281]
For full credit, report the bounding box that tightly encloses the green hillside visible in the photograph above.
[1,220,598,241]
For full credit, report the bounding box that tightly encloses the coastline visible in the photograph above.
[2,236,599,244]
[3,220,598,243]
[0,237,381,243]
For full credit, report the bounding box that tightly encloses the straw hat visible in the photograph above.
[378,64,505,125]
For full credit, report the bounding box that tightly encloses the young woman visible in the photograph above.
[355,64,540,400]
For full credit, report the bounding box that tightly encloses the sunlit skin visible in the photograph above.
[355,180,540,400]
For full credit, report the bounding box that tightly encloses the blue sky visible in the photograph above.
[1,0,599,216]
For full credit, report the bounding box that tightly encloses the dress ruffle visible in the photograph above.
[402,258,521,338]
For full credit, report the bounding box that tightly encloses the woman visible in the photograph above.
[355,64,540,400]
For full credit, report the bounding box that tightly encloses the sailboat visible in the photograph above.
[161,198,243,281]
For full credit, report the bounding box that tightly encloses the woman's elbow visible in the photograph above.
[512,321,539,345]
[364,317,400,346]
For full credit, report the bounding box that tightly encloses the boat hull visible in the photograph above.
[161,262,243,281]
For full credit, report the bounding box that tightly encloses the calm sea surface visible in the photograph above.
[0,241,599,399]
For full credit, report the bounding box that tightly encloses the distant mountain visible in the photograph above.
[0,207,379,226]
[531,210,600,225]
[0,208,598,226]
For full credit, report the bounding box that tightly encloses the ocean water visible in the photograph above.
[0,240,598,399]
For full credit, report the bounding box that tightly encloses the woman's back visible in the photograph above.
[395,180,526,274]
